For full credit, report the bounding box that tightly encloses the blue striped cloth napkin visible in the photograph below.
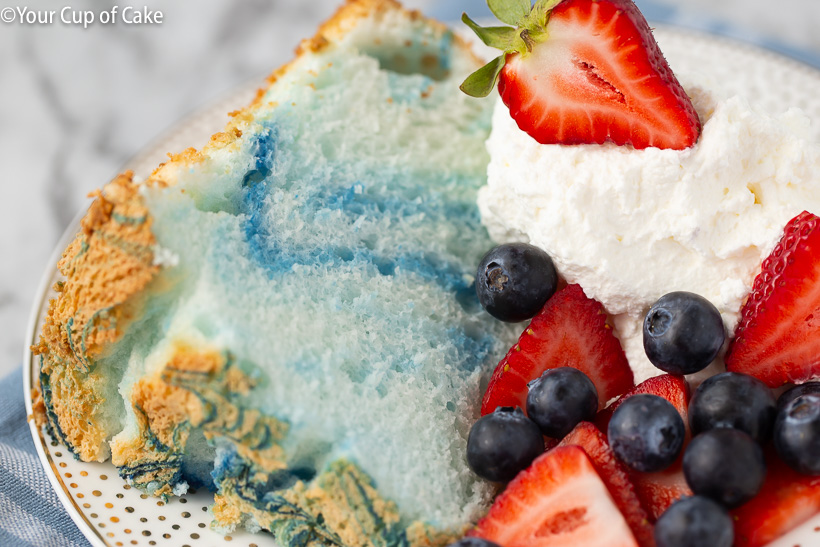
[0,367,91,547]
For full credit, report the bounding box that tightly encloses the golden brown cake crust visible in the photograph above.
[32,172,158,461]
[150,0,480,184]
[110,345,289,495]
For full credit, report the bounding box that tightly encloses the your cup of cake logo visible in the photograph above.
[0,5,163,27]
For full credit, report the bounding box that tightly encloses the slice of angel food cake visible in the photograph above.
[31,0,521,544]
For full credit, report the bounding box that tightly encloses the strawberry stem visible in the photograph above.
[520,29,535,52]
[460,0,557,98]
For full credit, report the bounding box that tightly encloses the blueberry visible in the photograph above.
[654,496,733,547]
[774,394,820,476]
[466,407,544,482]
[475,243,558,322]
[526,367,598,438]
[777,382,820,413]
[689,372,776,444]
[682,429,766,509]
[446,539,501,547]
[608,394,685,472]
[643,292,725,374]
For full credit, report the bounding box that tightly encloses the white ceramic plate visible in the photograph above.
[23,25,820,547]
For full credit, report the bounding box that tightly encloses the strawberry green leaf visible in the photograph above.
[487,0,532,26]
[460,55,507,98]
[462,14,517,51]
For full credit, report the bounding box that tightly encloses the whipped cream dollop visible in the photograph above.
[479,82,820,382]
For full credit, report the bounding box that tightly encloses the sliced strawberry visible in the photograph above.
[598,374,693,521]
[731,449,820,547]
[481,284,634,416]
[461,0,701,150]
[726,211,820,387]
[470,445,639,547]
[559,422,654,547]
[596,374,689,433]
[629,466,692,523]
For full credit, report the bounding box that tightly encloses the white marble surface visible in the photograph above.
[2,0,820,380]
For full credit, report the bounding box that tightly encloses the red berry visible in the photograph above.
[597,374,693,521]
[559,422,654,547]
[731,449,820,546]
[481,284,634,416]
[726,211,820,386]
[469,445,639,547]
[462,0,701,150]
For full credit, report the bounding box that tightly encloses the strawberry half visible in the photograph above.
[558,422,654,547]
[470,445,639,547]
[731,449,820,547]
[628,464,692,523]
[595,374,689,433]
[461,0,701,149]
[481,284,634,416]
[726,211,820,387]
[597,374,693,521]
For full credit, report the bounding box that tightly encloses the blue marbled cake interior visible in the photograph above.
[102,13,517,533]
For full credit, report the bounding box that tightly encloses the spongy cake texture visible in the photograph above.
[33,0,516,543]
